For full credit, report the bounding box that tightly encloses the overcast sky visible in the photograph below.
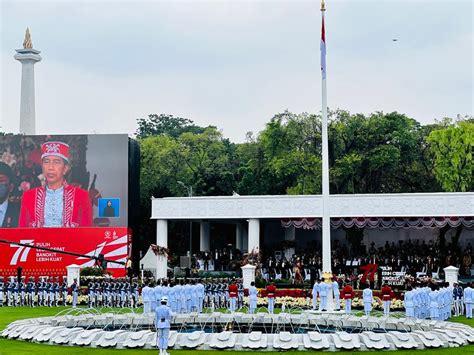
[1,0,472,142]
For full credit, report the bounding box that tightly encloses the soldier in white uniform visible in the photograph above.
[464,282,473,319]
[142,282,151,313]
[362,283,373,316]
[332,278,340,311]
[155,296,172,355]
[311,280,319,310]
[318,279,328,311]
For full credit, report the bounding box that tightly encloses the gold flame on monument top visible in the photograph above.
[321,0,326,11]
[23,28,33,49]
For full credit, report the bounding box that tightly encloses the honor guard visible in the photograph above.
[27,277,35,307]
[342,282,354,314]
[71,278,79,307]
[155,296,172,355]
[381,282,392,316]
[88,278,96,307]
[464,282,473,319]
[142,282,151,313]
[61,277,68,305]
[248,281,258,314]
[404,286,415,318]
[0,278,4,307]
[228,279,238,313]
[318,278,328,311]
[197,279,204,313]
[362,283,373,316]
[19,277,26,306]
[311,280,319,310]
[43,278,49,307]
[332,278,341,311]
[6,278,14,306]
[266,280,276,314]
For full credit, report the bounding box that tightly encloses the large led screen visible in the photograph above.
[0,134,129,228]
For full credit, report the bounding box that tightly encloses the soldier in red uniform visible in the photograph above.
[266,280,276,314]
[228,278,238,313]
[342,282,354,314]
[381,282,392,316]
[19,141,92,228]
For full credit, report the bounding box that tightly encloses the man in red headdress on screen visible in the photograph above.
[19,141,92,228]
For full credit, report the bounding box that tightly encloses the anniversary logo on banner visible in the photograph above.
[0,228,130,278]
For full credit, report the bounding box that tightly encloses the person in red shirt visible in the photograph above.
[19,141,92,228]
[381,282,392,316]
[266,280,276,314]
[228,278,238,313]
[342,282,354,314]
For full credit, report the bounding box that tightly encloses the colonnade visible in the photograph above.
[155,219,271,278]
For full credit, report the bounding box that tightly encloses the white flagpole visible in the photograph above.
[320,0,332,281]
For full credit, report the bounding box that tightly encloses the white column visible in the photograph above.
[156,219,168,279]
[66,264,80,287]
[444,266,459,287]
[241,264,256,289]
[243,227,248,252]
[248,219,260,253]
[200,221,210,252]
[14,47,41,135]
[236,223,243,251]
[284,226,296,260]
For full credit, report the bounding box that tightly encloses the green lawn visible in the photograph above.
[0,306,473,354]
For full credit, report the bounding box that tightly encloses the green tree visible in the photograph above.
[427,119,474,192]
[136,113,215,139]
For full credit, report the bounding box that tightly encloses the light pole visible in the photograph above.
[177,181,193,255]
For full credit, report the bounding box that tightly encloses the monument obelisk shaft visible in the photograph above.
[14,28,41,135]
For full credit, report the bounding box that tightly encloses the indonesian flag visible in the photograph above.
[321,14,326,80]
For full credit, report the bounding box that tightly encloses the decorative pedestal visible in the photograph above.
[66,264,80,287]
[241,264,256,289]
[443,265,459,287]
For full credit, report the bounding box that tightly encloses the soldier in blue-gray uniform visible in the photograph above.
[453,283,463,316]
[0,278,4,306]
[61,277,68,305]
[155,296,172,355]
[88,279,96,307]
[19,277,26,306]
[27,277,35,307]
[131,278,139,308]
[71,278,78,308]
[6,279,14,306]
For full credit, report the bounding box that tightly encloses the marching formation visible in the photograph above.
[87,278,140,308]
[1,275,473,321]
[142,278,245,314]
[404,282,474,320]
[0,276,69,307]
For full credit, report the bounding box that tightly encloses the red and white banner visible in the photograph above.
[0,228,131,279]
